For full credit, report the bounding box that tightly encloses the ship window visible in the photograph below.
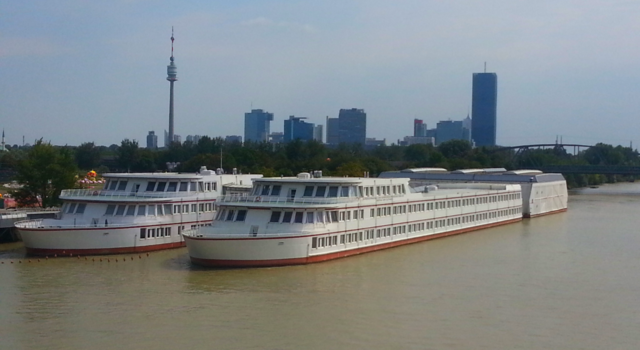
[294,212,304,223]
[146,182,156,191]
[340,186,349,197]
[330,211,338,222]
[166,227,172,236]
[303,186,314,197]
[117,181,128,191]
[148,205,156,216]
[167,182,178,192]
[174,205,181,214]
[149,228,156,238]
[213,182,217,191]
[137,205,146,216]
[105,205,115,216]
[282,211,293,223]
[126,205,136,216]
[328,186,338,197]
[114,205,125,215]
[190,182,197,191]
[252,185,261,196]
[140,228,146,239]
[226,210,235,221]
[271,185,281,196]
[270,211,282,223]
[312,237,318,248]
[306,212,314,223]
[261,185,271,196]
[315,186,326,197]
[199,203,204,212]
[179,182,188,191]
[163,204,171,215]
[191,204,197,212]
[156,182,166,192]
[108,181,117,190]
[317,211,325,223]
[216,209,226,220]
[67,203,77,214]
[236,210,247,221]
[183,204,189,213]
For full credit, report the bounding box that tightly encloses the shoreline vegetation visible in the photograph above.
[1,138,637,207]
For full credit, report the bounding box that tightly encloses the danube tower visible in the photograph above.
[166,27,178,146]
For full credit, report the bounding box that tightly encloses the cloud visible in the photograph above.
[241,17,317,33]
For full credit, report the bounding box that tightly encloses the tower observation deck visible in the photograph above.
[167,27,178,146]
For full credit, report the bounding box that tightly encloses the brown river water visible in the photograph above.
[1,183,640,350]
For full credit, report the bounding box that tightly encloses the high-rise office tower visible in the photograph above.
[244,109,274,142]
[338,108,367,146]
[326,116,340,145]
[284,116,315,142]
[471,71,498,146]
[414,119,427,137]
[146,131,158,149]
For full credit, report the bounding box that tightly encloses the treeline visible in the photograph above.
[2,138,640,191]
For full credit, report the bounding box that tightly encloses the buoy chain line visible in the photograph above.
[0,253,152,265]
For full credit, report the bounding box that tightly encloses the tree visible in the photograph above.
[12,139,78,207]
[75,142,102,170]
[117,139,140,172]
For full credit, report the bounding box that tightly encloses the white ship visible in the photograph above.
[15,167,261,256]
[183,172,525,267]
[379,168,568,217]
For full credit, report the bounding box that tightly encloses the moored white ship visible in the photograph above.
[183,172,525,267]
[15,167,261,256]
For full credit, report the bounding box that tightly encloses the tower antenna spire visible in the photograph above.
[171,26,175,60]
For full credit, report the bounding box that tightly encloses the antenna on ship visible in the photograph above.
[166,26,178,147]
[484,61,487,73]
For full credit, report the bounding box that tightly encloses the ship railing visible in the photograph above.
[14,218,134,229]
[60,189,203,200]
[182,227,316,239]
[217,194,357,205]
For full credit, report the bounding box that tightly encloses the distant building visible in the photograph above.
[365,138,385,148]
[313,125,323,143]
[284,116,315,142]
[146,131,158,149]
[269,132,284,144]
[399,136,435,146]
[244,109,274,143]
[471,72,498,146]
[414,119,427,137]
[326,116,340,145]
[173,134,181,144]
[186,135,201,144]
[339,108,367,146]
[163,130,181,146]
[225,135,242,143]
[435,118,472,145]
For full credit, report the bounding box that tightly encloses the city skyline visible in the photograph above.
[2,1,640,148]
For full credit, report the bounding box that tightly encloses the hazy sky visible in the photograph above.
[2,0,639,147]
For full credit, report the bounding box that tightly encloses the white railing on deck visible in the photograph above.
[14,218,133,229]
[60,189,202,200]
[217,194,372,205]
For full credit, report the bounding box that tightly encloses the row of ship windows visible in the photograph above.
[251,184,407,199]
[311,208,522,249]
[93,202,215,217]
[104,180,218,193]
[138,223,211,239]
[215,195,522,224]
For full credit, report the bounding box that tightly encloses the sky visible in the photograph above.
[2,0,640,148]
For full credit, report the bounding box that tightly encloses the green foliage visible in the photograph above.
[12,139,78,207]
[75,142,102,170]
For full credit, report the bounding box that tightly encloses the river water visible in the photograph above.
[1,183,640,350]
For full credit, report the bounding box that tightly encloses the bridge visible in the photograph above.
[493,144,640,175]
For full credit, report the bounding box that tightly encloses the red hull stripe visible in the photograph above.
[25,241,186,256]
[189,218,522,267]
[523,208,567,218]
